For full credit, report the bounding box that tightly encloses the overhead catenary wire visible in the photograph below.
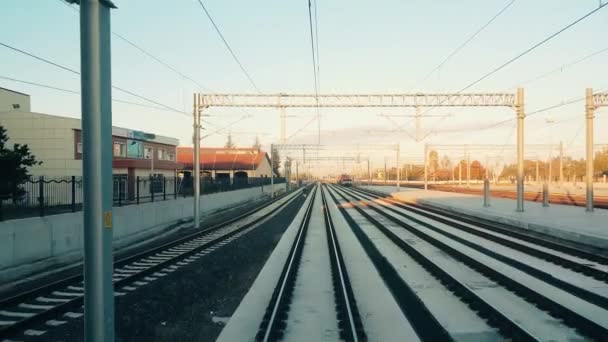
[195,0,260,93]
[307,0,321,144]
[0,41,191,116]
[420,0,517,84]
[458,2,608,94]
[0,75,193,113]
[412,3,607,138]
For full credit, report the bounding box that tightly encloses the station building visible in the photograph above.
[0,87,179,199]
[176,147,275,185]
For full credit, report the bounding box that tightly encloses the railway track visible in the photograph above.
[0,187,304,340]
[255,184,366,342]
[326,183,608,341]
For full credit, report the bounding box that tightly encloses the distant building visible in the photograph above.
[0,87,31,112]
[177,147,275,185]
[1,110,179,199]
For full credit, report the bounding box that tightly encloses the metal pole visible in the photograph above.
[193,94,201,228]
[271,144,275,198]
[585,88,594,212]
[384,158,387,185]
[535,159,539,185]
[483,178,490,207]
[424,144,428,190]
[543,182,550,207]
[458,161,462,185]
[367,159,371,186]
[79,1,116,340]
[279,107,286,144]
[396,144,400,191]
[559,141,564,186]
[467,155,472,184]
[516,88,525,212]
[548,155,552,184]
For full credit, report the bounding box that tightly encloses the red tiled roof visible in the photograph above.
[177,147,269,170]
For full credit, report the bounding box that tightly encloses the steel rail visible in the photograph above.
[355,186,608,264]
[0,188,303,338]
[329,184,536,341]
[347,186,608,310]
[320,185,366,341]
[324,185,453,341]
[256,185,318,342]
[337,185,608,340]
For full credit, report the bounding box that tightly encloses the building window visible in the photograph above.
[144,146,153,159]
[76,142,83,154]
[113,142,126,157]
[157,149,167,161]
[167,153,175,161]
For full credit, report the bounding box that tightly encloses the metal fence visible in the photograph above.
[0,175,286,221]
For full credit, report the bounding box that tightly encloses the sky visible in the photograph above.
[1,0,607,170]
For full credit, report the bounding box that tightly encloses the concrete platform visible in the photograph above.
[360,185,608,251]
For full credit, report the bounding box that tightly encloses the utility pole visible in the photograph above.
[396,144,400,191]
[516,88,525,212]
[535,158,539,185]
[559,141,564,186]
[271,144,275,198]
[466,152,471,187]
[384,157,387,185]
[585,88,594,212]
[368,159,371,186]
[193,94,201,228]
[424,143,428,190]
[279,106,287,144]
[75,0,116,340]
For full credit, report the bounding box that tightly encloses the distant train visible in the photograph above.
[337,174,353,187]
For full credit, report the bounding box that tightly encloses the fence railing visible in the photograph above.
[0,175,286,222]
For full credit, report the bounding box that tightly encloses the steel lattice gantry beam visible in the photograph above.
[197,93,516,108]
[193,89,528,212]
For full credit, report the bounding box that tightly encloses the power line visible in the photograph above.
[0,75,182,112]
[57,0,211,91]
[307,0,321,144]
[512,46,608,89]
[0,42,79,75]
[0,41,188,115]
[416,3,607,130]
[459,2,607,93]
[111,32,211,91]
[421,0,516,83]
[195,0,260,92]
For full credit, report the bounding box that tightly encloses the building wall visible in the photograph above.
[255,156,274,177]
[0,88,31,112]
[1,111,179,178]
[1,111,81,177]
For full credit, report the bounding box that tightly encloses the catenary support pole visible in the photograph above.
[559,141,564,186]
[367,159,371,186]
[78,0,117,340]
[396,144,400,191]
[193,94,201,228]
[516,88,525,212]
[543,182,550,207]
[424,144,428,190]
[483,178,490,207]
[271,144,274,198]
[585,88,594,212]
[279,107,286,144]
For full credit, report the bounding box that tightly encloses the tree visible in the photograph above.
[224,132,235,149]
[252,135,261,150]
[0,126,41,201]
[271,148,281,177]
